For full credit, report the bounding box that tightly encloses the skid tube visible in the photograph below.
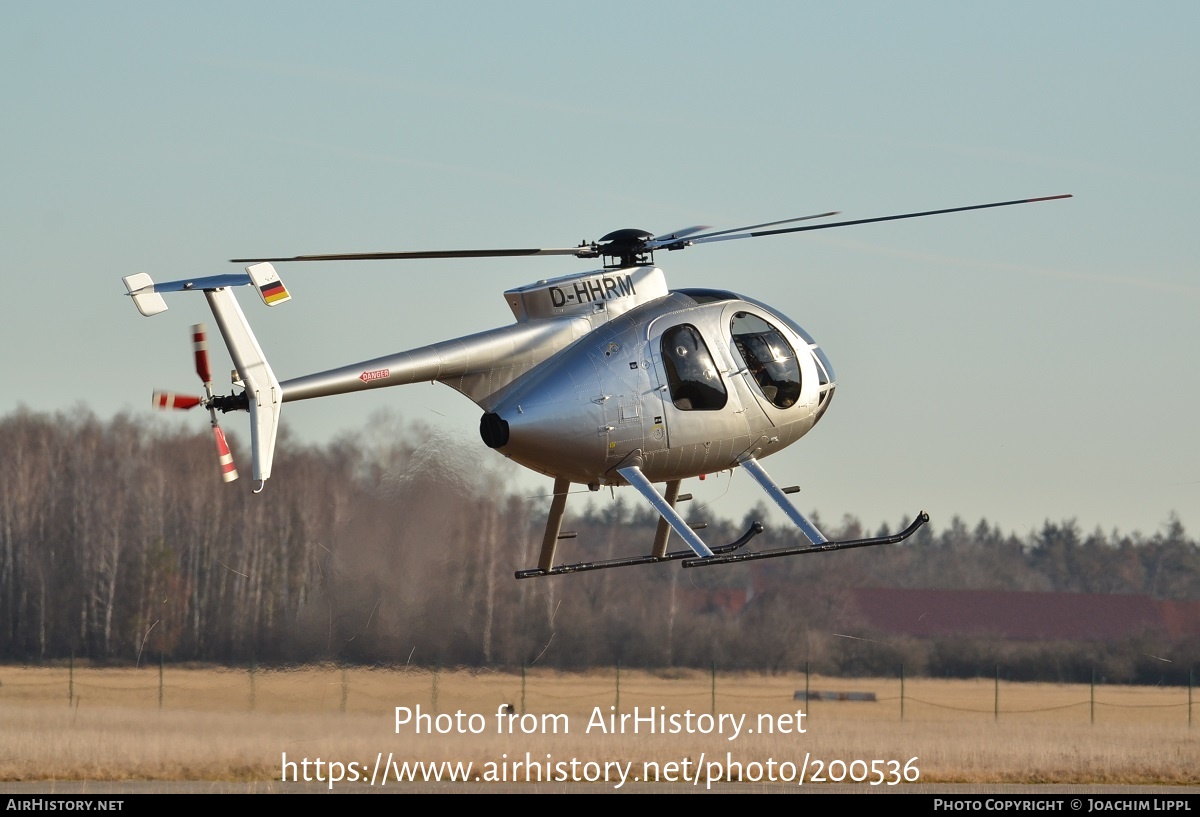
[515,522,764,579]
[682,511,930,568]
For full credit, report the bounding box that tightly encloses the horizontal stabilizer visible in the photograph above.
[122,273,168,317]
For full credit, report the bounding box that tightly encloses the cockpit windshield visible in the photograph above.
[730,312,801,409]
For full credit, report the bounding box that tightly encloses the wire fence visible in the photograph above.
[1,661,1194,728]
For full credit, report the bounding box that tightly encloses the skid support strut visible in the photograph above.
[515,452,926,578]
[515,465,763,579]
[651,480,682,558]
[535,477,571,573]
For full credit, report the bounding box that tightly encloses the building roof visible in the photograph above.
[845,588,1200,641]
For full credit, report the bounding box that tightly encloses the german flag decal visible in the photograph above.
[245,262,292,308]
[259,279,291,305]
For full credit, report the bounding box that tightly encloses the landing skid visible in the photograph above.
[514,522,764,579]
[515,455,929,579]
[682,511,929,568]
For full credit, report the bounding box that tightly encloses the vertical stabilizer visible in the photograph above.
[203,287,282,488]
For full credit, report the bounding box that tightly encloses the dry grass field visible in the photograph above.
[0,664,1196,787]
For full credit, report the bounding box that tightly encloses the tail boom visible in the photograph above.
[279,317,589,409]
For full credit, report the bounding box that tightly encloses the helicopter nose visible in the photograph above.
[479,412,509,448]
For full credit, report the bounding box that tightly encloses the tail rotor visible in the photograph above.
[153,323,239,482]
[192,324,213,386]
[212,425,239,483]
[152,392,203,410]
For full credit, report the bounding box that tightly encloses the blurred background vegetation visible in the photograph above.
[1,409,1196,684]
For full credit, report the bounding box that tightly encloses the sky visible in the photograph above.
[2,1,1197,540]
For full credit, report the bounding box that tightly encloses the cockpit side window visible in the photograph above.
[731,312,801,409]
[660,324,727,411]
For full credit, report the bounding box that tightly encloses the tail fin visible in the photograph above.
[203,285,282,490]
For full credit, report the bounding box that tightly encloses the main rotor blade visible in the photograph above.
[688,195,1072,247]
[660,211,841,246]
[230,195,1069,263]
[230,247,595,263]
[647,225,711,244]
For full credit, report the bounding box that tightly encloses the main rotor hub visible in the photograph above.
[598,228,654,269]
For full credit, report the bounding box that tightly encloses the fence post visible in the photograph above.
[1090,668,1095,725]
[900,663,905,722]
[615,660,621,713]
[341,666,349,714]
[711,661,717,716]
[994,665,999,723]
[805,661,811,716]
[432,664,440,714]
[521,660,527,714]
[159,653,164,711]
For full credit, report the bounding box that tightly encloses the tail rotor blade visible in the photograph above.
[192,324,213,387]
[153,391,203,410]
[213,425,239,483]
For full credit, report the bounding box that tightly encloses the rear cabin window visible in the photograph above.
[661,325,727,411]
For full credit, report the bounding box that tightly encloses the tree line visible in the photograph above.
[0,408,1196,681]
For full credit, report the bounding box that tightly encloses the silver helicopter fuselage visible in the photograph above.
[280,265,836,486]
[129,195,1067,573]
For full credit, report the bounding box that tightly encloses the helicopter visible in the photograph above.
[122,194,1070,578]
